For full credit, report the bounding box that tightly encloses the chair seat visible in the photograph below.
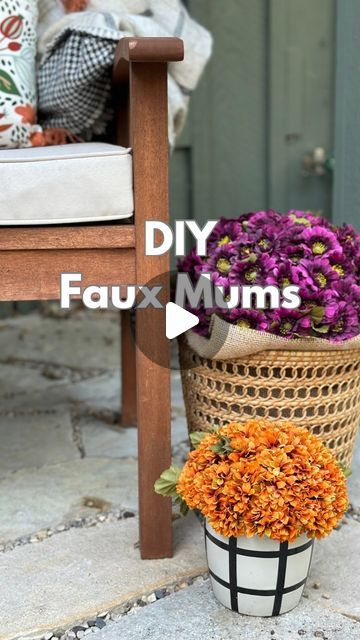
[0,143,134,225]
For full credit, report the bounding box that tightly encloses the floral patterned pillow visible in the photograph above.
[0,0,43,148]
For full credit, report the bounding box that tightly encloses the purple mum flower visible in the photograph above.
[222,308,269,331]
[298,258,340,298]
[300,225,342,258]
[327,250,354,279]
[326,301,359,342]
[337,223,358,245]
[268,308,312,338]
[178,247,205,282]
[337,224,360,266]
[332,278,360,312]
[281,242,312,265]
[318,289,340,319]
[229,253,276,286]
[265,259,303,288]
[252,224,285,254]
[206,217,245,252]
[206,245,238,287]
[288,210,333,229]
[246,209,284,232]
[234,234,256,260]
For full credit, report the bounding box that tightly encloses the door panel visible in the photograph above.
[185,0,269,224]
[268,0,335,215]
[170,0,335,228]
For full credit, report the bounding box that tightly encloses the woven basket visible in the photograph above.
[179,339,360,468]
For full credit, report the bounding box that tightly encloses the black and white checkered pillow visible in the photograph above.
[37,31,115,138]
[205,522,314,617]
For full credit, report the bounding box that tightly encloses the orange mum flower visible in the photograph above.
[177,420,348,542]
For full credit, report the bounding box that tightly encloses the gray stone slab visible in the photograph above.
[81,418,138,459]
[81,415,188,460]
[64,372,121,414]
[0,362,68,402]
[348,434,360,508]
[0,311,188,427]
[0,458,138,544]
[0,514,206,640]
[171,376,188,444]
[305,519,360,619]
[171,371,186,414]
[0,310,119,371]
[95,580,359,640]
[172,416,188,448]
[0,411,79,477]
[0,371,120,414]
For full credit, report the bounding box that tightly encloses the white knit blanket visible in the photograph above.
[37,0,212,144]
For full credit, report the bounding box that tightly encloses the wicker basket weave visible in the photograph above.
[179,340,360,468]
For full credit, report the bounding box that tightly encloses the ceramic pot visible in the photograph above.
[205,521,314,617]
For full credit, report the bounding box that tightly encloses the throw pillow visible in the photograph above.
[0,0,42,148]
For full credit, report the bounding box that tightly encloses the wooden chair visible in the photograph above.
[0,37,184,559]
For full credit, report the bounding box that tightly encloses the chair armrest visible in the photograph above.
[113,37,184,84]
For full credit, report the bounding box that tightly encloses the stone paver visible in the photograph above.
[95,580,359,640]
[348,435,360,508]
[0,514,206,640]
[0,411,79,476]
[305,519,360,619]
[171,371,186,411]
[0,311,119,370]
[81,418,138,459]
[81,414,188,459]
[0,372,121,414]
[0,458,138,544]
[0,363,69,402]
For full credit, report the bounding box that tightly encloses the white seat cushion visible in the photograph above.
[0,143,134,225]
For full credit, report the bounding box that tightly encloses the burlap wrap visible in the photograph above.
[186,315,360,360]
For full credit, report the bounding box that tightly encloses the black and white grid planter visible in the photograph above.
[205,521,314,617]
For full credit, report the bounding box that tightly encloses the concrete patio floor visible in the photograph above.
[0,307,359,640]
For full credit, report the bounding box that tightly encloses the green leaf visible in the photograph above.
[154,465,182,498]
[311,306,325,324]
[339,463,352,478]
[211,435,233,455]
[180,501,189,516]
[175,496,189,516]
[311,323,329,334]
[0,71,20,96]
[190,431,207,448]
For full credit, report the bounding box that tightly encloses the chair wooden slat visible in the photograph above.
[0,248,136,301]
[0,224,135,251]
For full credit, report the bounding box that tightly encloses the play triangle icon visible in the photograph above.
[166,302,199,340]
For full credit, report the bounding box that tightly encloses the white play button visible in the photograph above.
[166,302,199,340]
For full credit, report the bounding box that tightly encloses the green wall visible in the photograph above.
[332,0,360,228]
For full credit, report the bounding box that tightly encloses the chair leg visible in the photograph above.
[136,306,173,559]
[121,311,137,426]
[128,60,173,557]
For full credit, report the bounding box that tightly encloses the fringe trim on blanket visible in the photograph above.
[32,128,83,146]
[61,0,89,12]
